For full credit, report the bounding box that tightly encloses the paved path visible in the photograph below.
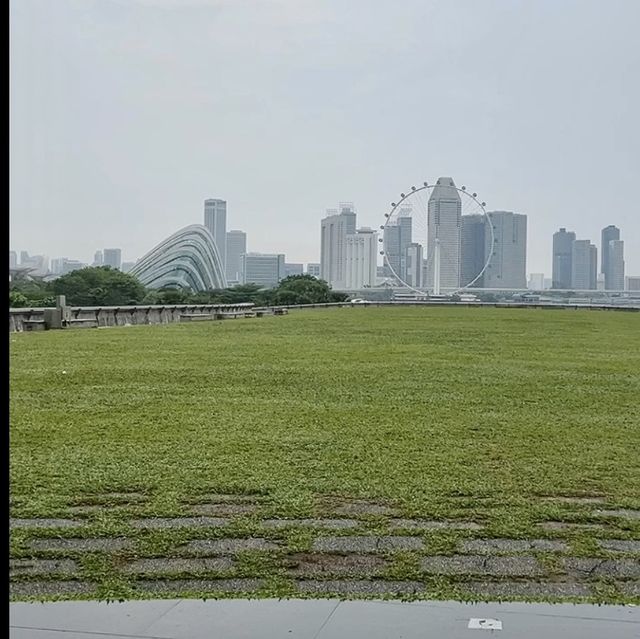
[9,493,640,602]
[10,599,640,638]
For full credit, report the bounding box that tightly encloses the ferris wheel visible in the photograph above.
[379,178,494,294]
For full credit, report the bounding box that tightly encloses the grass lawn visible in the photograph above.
[9,306,640,602]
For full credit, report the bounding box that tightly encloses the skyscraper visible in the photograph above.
[460,214,486,287]
[225,230,247,285]
[93,250,103,266]
[320,203,357,289]
[383,215,412,282]
[345,227,378,288]
[426,177,461,291]
[601,225,620,286]
[483,211,527,289]
[571,240,597,290]
[9,251,17,269]
[103,248,122,270]
[607,240,624,290]
[552,228,576,289]
[405,243,424,288]
[204,199,227,270]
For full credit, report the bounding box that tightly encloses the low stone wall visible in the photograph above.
[9,304,255,333]
[10,299,638,332]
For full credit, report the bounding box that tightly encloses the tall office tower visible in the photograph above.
[405,243,424,288]
[121,261,136,274]
[225,230,247,285]
[601,225,620,288]
[383,215,412,282]
[607,240,625,290]
[204,199,227,270]
[284,263,304,278]
[320,203,357,289]
[345,227,378,288]
[306,263,321,278]
[9,251,17,269]
[483,211,527,289]
[460,214,486,287]
[426,177,461,291]
[242,253,285,288]
[103,248,122,270]
[552,228,576,289]
[571,240,597,290]
[20,251,29,264]
[93,250,103,266]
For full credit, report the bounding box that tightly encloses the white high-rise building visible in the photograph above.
[226,230,246,285]
[607,239,624,291]
[426,177,461,291]
[345,227,377,288]
[320,203,356,289]
[103,248,122,270]
[483,211,527,289]
[204,199,227,270]
[93,250,103,266]
[9,251,17,269]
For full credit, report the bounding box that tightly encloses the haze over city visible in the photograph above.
[10,0,640,275]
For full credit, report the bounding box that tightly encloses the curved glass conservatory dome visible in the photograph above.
[130,224,227,291]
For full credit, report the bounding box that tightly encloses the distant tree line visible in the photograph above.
[9,267,349,308]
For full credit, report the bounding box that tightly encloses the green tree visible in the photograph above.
[51,266,147,306]
[272,274,348,304]
[9,291,28,308]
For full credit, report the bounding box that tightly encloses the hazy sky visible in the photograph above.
[10,0,640,275]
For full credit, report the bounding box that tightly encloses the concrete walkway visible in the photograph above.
[10,598,640,639]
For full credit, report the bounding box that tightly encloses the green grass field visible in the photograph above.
[9,307,640,602]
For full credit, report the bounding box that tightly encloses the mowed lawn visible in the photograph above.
[9,307,640,524]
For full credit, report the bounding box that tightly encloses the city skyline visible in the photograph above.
[10,209,634,289]
[9,1,640,276]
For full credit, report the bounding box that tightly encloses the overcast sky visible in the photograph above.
[10,0,640,276]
